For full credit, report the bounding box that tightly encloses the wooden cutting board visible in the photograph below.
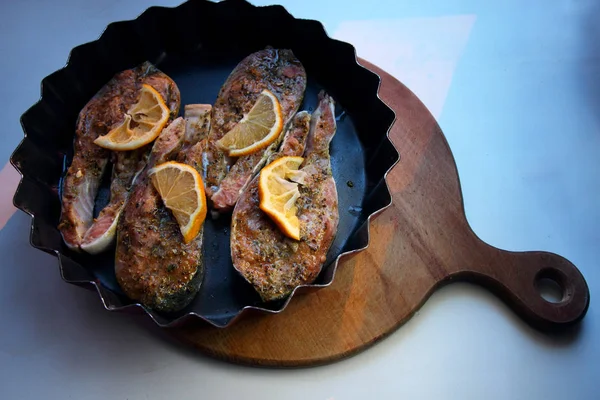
[167,59,590,367]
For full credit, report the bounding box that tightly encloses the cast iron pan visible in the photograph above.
[10,0,398,327]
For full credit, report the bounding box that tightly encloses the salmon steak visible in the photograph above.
[58,62,180,253]
[230,92,339,301]
[115,106,211,313]
[205,48,307,212]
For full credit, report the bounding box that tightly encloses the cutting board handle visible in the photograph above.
[458,243,590,331]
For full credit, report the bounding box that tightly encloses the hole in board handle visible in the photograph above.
[534,268,570,304]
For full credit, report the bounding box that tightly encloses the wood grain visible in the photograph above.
[167,59,590,367]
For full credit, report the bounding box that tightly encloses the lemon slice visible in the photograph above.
[149,161,207,244]
[258,156,305,240]
[94,84,170,151]
[216,89,283,157]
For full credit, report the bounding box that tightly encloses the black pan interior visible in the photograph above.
[13,0,397,328]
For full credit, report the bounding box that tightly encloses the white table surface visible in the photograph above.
[1,0,598,399]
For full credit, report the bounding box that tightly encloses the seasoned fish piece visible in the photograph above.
[58,62,180,252]
[205,48,307,211]
[115,106,212,313]
[178,104,212,171]
[80,148,148,253]
[210,144,273,212]
[231,98,339,302]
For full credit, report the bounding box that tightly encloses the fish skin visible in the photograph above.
[205,48,307,211]
[58,62,180,252]
[115,106,212,313]
[230,102,339,302]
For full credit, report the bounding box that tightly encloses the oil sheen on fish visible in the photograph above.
[115,106,212,313]
[205,48,307,211]
[58,61,180,253]
[231,97,339,302]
